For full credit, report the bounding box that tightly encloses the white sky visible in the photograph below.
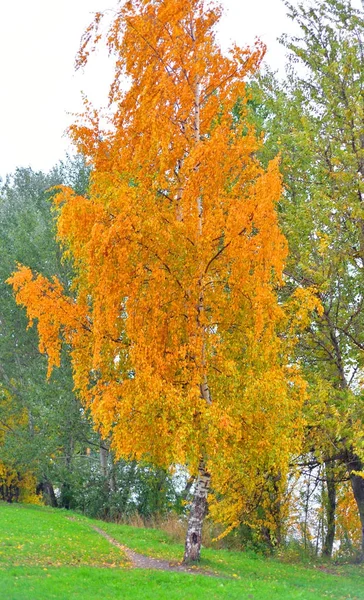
[0,0,361,179]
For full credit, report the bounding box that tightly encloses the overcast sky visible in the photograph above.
[0,0,361,178]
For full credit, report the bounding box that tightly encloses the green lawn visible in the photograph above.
[0,502,363,599]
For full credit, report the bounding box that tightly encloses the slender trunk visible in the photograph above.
[322,461,336,558]
[59,438,73,509]
[303,475,311,552]
[100,440,117,499]
[183,48,210,565]
[348,453,364,560]
[315,508,322,556]
[270,472,283,548]
[183,459,210,563]
[100,443,109,479]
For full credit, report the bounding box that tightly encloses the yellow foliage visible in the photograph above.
[336,482,362,551]
[0,462,41,505]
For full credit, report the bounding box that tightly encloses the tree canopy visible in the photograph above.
[8,0,309,562]
[258,0,364,556]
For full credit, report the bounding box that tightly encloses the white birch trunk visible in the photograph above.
[183,48,212,564]
[183,459,211,563]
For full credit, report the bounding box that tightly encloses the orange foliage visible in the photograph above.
[8,0,306,529]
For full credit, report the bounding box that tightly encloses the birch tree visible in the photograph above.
[9,0,305,562]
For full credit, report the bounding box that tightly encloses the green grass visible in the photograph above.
[1,502,364,599]
[0,503,128,568]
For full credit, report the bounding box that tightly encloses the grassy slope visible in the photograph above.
[0,503,363,600]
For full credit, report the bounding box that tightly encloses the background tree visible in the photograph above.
[0,163,90,506]
[9,0,306,563]
[258,0,364,557]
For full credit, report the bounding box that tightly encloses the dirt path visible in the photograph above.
[90,525,219,577]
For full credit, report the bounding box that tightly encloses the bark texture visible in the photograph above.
[348,453,364,559]
[322,462,336,558]
[183,459,210,563]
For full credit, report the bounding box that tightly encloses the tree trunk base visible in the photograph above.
[183,459,210,564]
